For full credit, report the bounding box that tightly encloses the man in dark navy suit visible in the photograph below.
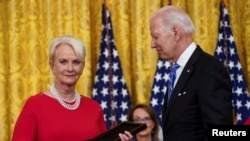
[149,6,233,141]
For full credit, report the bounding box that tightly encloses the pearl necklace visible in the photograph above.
[50,84,81,110]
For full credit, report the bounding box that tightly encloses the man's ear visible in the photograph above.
[172,26,180,41]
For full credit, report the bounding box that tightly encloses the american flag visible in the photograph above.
[214,3,250,125]
[92,4,131,129]
[150,59,171,126]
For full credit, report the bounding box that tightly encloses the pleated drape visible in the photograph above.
[0,0,249,140]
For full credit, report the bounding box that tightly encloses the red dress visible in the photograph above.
[12,93,107,141]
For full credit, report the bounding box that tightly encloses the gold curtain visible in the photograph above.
[0,0,249,140]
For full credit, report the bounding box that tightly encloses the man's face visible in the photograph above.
[150,17,176,62]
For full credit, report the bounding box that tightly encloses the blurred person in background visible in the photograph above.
[127,103,162,141]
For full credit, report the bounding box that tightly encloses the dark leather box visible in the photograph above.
[87,121,147,141]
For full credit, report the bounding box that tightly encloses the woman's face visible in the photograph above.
[50,43,84,86]
[132,108,155,138]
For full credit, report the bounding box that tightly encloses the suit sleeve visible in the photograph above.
[197,60,233,125]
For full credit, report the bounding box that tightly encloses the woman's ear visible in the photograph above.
[49,61,55,74]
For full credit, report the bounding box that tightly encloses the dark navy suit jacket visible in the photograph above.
[162,46,233,141]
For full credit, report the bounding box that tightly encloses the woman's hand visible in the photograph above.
[119,131,133,141]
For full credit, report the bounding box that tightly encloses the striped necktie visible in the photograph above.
[167,63,180,102]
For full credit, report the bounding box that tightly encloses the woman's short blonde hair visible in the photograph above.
[49,35,86,62]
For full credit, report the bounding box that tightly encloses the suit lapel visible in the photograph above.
[162,46,203,127]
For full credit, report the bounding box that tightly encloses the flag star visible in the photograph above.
[120,77,126,85]
[105,22,111,30]
[112,75,119,84]
[154,73,162,82]
[104,35,110,43]
[216,45,223,55]
[164,61,171,68]
[113,49,118,58]
[223,60,227,66]
[228,60,234,69]
[224,21,228,27]
[103,114,107,121]
[163,73,170,82]
[150,98,158,107]
[113,101,118,109]
[101,74,109,84]
[236,113,242,122]
[100,100,108,110]
[112,39,115,45]
[111,100,115,109]
[235,87,243,96]
[236,100,243,109]
[101,87,109,97]
[161,86,167,93]
[119,114,127,122]
[237,74,243,83]
[152,85,160,94]
[236,62,242,71]
[229,48,235,56]
[223,7,228,15]
[228,35,234,43]
[159,114,162,119]
[157,60,163,68]
[94,75,99,83]
[230,74,234,81]
[113,62,119,72]
[103,61,110,70]
[101,24,105,31]
[103,48,109,58]
[246,90,249,95]
[245,101,250,110]
[109,115,116,121]
[113,89,118,97]
[96,63,100,70]
[219,21,224,28]
[120,101,128,111]
[160,99,164,105]
[121,88,128,97]
[218,33,223,40]
[92,88,97,97]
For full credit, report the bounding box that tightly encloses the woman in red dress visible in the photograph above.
[12,35,132,141]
